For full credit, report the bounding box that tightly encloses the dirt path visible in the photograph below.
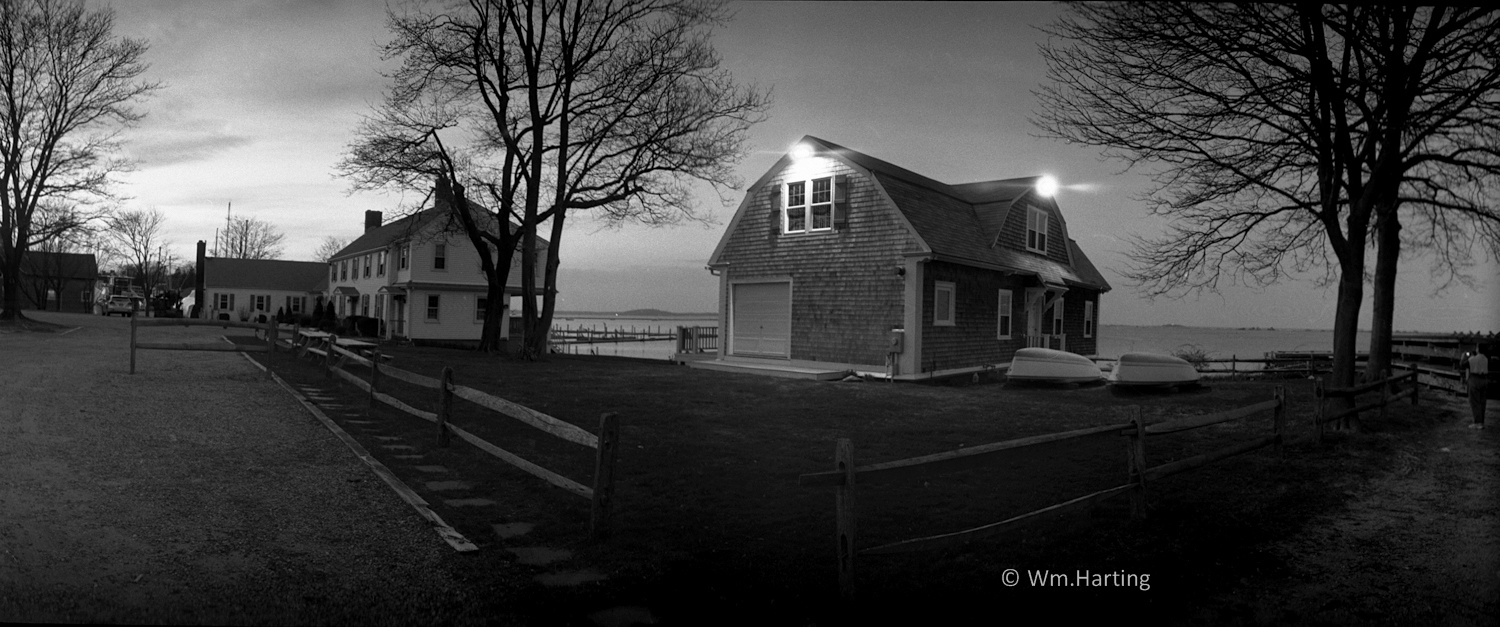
[1194,402,1499,625]
[0,312,528,624]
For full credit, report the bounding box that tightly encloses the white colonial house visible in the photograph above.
[328,194,548,344]
[198,256,328,322]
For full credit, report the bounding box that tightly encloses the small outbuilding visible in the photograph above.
[700,135,1111,380]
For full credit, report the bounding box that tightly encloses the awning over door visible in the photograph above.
[731,281,791,357]
[333,286,360,296]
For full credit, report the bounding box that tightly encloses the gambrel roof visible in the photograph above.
[711,135,1111,292]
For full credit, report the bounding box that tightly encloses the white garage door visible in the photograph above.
[731,281,791,357]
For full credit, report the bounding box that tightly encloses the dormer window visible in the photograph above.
[1026,207,1049,254]
[784,177,836,234]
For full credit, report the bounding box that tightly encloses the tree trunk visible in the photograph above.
[1,248,25,321]
[1367,205,1401,383]
[1330,261,1365,431]
[524,209,566,359]
[479,280,508,354]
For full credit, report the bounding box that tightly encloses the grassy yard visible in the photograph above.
[241,336,1455,624]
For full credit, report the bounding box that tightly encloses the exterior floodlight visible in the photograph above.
[1036,175,1059,197]
[790,143,815,161]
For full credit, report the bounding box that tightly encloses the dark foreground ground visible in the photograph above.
[2,312,1496,625]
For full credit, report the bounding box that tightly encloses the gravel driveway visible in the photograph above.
[0,312,528,625]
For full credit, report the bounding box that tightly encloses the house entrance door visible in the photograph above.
[392,296,406,337]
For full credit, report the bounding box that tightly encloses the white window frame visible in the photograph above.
[288,296,304,315]
[253,294,268,312]
[216,293,232,310]
[330,263,336,283]
[377,251,386,277]
[364,254,372,278]
[426,294,440,320]
[400,245,409,270]
[475,297,488,322]
[360,294,369,316]
[783,176,836,235]
[340,260,348,281]
[934,281,956,327]
[1052,299,1065,336]
[433,243,447,271]
[997,289,1013,340]
[1084,300,1094,338]
[1026,207,1049,254]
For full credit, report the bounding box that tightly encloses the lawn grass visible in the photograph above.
[239,335,1458,624]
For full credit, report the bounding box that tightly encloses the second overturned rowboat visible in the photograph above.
[1109,352,1202,388]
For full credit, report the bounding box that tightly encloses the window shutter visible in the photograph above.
[833,174,850,229]
[769,184,783,242]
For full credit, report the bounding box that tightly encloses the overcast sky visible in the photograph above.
[99,1,1497,332]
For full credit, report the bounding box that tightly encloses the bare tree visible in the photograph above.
[0,0,157,321]
[1034,4,1500,400]
[314,235,353,262]
[108,208,171,300]
[339,0,769,355]
[218,216,286,260]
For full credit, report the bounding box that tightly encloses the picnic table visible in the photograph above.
[295,330,332,357]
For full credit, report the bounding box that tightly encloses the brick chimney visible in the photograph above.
[364,210,382,232]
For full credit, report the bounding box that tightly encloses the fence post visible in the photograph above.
[436,367,453,448]
[835,438,857,602]
[1411,370,1420,406]
[129,314,138,374]
[292,322,301,356]
[369,349,381,409]
[1125,406,1148,521]
[590,412,620,541]
[266,317,277,354]
[1273,385,1286,461]
[1313,378,1324,445]
[1379,369,1391,421]
[325,333,337,379]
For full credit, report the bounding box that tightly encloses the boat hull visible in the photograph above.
[1110,352,1201,387]
[1007,348,1104,384]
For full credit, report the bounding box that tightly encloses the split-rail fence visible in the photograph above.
[799,387,1287,600]
[1312,369,1419,441]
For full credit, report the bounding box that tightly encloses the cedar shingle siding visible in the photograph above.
[715,158,917,366]
[708,136,1111,377]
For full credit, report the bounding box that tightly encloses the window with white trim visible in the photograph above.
[997,289,1013,339]
[1026,207,1049,254]
[433,243,447,270]
[364,254,372,278]
[288,296,304,314]
[784,176,835,234]
[1052,299,1065,335]
[426,294,440,320]
[216,293,233,310]
[340,260,348,281]
[253,294,268,311]
[400,245,409,270]
[475,297,488,322]
[934,281,956,327]
[330,263,336,283]
[377,251,386,277]
[1084,301,1094,338]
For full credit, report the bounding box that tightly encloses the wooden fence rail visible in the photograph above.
[1312,369,1418,441]
[324,345,619,540]
[800,387,1286,600]
[130,315,278,374]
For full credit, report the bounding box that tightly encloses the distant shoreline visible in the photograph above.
[549,313,1458,335]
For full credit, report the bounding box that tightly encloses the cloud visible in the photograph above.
[126,130,255,167]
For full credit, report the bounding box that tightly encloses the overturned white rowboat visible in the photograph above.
[1007,348,1104,384]
[1109,352,1201,388]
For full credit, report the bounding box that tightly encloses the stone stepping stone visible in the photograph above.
[588,606,658,627]
[535,570,606,587]
[493,522,533,539]
[424,480,473,491]
[413,465,448,473]
[444,498,495,507]
[381,444,416,451]
[392,454,424,460]
[508,546,571,565]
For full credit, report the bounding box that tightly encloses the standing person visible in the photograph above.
[1460,344,1489,429]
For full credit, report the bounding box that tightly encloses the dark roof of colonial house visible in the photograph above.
[204,257,328,292]
[20,251,99,280]
[333,186,550,262]
[795,135,1111,292]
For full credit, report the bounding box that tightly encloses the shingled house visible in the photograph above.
[196,256,329,322]
[700,136,1111,380]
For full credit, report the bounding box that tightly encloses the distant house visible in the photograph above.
[702,135,1111,380]
[198,257,328,322]
[15,251,99,314]
[327,188,549,344]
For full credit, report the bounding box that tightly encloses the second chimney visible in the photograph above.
[364,210,382,232]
